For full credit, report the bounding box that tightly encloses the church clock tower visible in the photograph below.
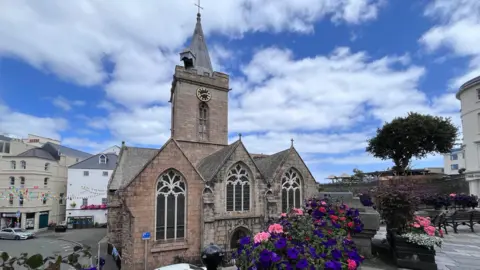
[169,12,230,149]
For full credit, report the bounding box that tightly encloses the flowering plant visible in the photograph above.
[401,215,443,249]
[451,193,478,209]
[234,198,364,269]
[421,194,451,210]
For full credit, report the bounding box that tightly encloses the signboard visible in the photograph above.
[16,211,20,218]
[466,174,480,180]
[1,213,17,218]
[142,232,151,240]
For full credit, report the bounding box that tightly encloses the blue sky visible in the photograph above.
[1,0,479,182]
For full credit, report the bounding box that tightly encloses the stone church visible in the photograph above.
[106,12,318,269]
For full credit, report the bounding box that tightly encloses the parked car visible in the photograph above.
[154,264,206,270]
[55,221,68,232]
[0,228,35,240]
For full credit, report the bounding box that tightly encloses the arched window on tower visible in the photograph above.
[156,169,186,241]
[226,163,250,212]
[281,168,302,212]
[198,102,208,140]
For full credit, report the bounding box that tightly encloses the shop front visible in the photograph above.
[1,212,21,228]
[25,213,35,229]
[39,211,49,229]
[67,216,94,229]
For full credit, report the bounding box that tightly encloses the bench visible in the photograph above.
[442,210,480,234]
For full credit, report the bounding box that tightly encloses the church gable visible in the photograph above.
[121,139,204,266]
[272,147,318,211]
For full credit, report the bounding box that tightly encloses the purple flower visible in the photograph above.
[275,237,287,249]
[259,249,272,268]
[296,258,308,269]
[271,252,281,263]
[287,248,299,260]
[325,260,342,270]
[331,249,342,260]
[240,236,251,246]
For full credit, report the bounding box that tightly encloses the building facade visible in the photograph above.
[0,135,35,157]
[443,147,466,175]
[0,137,91,230]
[457,75,480,196]
[66,151,118,228]
[106,13,318,269]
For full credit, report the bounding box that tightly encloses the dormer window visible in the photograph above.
[99,155,107,164]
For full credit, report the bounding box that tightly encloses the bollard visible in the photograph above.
[201,243,224,270]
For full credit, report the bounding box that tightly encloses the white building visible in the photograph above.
[0,135,92,230]
[66,149,119,228]
[457,75,480,196]
[443,147,466,175]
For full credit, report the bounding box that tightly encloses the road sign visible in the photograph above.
[15,211,20,218]
[142,232,151,240]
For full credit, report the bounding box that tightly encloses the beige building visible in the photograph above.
[107,13,318,269]
[0,135,91,230]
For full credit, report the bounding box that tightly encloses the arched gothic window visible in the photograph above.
[156,169,186,241]
[226,163,250,212]
[198,102,208,140]
[20,160,26,169]
[281,168,302,212]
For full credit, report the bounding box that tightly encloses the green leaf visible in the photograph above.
[1,252,9,262]
[25,254,44,269]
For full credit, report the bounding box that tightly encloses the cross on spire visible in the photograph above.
[239,133,242,141]
[195,0,204,15]
[291,138,294,147]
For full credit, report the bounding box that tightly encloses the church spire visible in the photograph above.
[180,5,213,75]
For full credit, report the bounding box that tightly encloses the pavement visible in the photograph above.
[0,228,118,270]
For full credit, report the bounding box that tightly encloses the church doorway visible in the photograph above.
[230,227,250,249]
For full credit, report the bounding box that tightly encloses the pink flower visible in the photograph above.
[439,229,444,237]
[293,208,304,215]
[321,201,327,205]
[413,223,420,228]
[268,223,284,234]
[280,213,287,217]
[347,259,357,270]
[450,193,456,197]
[253,232,271,243]
[424,226,436,236]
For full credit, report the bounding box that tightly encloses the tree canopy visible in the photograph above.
[366,112,457,174]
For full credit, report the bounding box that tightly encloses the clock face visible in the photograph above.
[196,87,211,102]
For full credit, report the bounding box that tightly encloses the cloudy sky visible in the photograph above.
[0,0,478,182]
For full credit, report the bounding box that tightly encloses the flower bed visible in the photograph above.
[234,198,364,269]
[401,215,443,249]
[79,204,107,210]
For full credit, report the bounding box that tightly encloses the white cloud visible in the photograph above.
[420,0,480,89]
[51,96,85,111]
[0,103,67,139]
[62,137,118,154]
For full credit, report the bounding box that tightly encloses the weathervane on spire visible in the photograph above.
[195,0,204,15]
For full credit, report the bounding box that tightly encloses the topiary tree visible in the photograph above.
[0,245,92,270]
[366,112,457,174]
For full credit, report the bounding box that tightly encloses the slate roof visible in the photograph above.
[108,146,158,190]
[69,153,118,170]
[197,140,241,181]
[16,148,56,160]
[0,135,12,141]
[45,142,92,159]
[253,149,291,180]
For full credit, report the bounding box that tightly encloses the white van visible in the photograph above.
[154,263,206,270]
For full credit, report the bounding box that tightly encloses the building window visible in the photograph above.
[82,198,88,206]
[99,154,107,164]
[20,160,26,169]
[477,88,480,100]
[282,168,302,212]
[9,194,13,205]
[45,163,50,171]
[103,171,108,177]
[451,164,459,170]
[198,102,208,140]
[102,198,107,205]
[19,194,24,206]
[0,141,10,153]
[156,169,186,241]
[20,177,25,185]
[59,193,64,204]
[10,161,16,169]
[44,178,48,187]
[9,177,15,186]
[226,163,250,212]
[450,154,458,160]
[83,171,89,176]
[43,197,47,205]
